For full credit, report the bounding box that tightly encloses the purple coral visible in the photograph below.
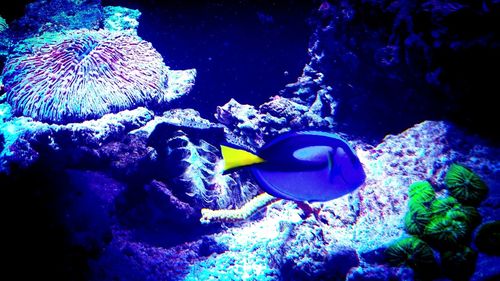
[2,29,172,123]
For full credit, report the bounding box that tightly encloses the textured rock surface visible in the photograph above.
[472,254,500,281]
[103,5,141,34]
[0,106,201,174]
[216,89,334,148]
[0,105,150,172]
[7,0,103,39]
[84,120,498,281]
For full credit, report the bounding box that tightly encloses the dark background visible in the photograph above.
[102,0,314,119]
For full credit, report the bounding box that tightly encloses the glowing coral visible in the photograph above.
[429,196,460,216]
[404,205,431,236]
[424,215,469,247]
[445,163,488,205]
[385,237,437,271]
[408,180,435,205]
[405,181,434,235]
[2,29,174,123]
[429,195,481,227]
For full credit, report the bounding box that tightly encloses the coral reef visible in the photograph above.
[1,1,499,280]
[2,28,190,123]
[181,120,498,280]
[0,105,199,175]
[306,0,500,141]
[2,111,499,281]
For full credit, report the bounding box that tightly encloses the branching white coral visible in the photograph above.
[200,193,279,224]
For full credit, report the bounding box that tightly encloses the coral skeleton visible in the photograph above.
[200,192,278,224]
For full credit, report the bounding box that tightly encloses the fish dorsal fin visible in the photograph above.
[221,145,265,173]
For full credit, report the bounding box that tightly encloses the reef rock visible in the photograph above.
[174,120,499,280]
[305,0,500,142]
[7,0,103,39]
[103,6,141,34]
[214,42,336,147]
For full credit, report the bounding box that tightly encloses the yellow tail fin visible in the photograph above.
[220,145,265,172]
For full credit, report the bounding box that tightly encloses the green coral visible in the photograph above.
[405,204,431,236]
[429,196,481,228]
[441,246,478,281]
[424,215,470,248]
[393,164,490,279]
[453,206,481,228]
[474,221,500,255]
[405,181,435,236]
[445,163,488,205]
[385,237,437,269]
[407,199,426,214]
[408,180,436,205]
[429,196,460,216]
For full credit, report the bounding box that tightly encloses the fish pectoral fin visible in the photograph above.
[221,145,265,173]
[327,147,345,182]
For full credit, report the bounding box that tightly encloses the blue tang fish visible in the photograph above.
[221,131,366,202]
